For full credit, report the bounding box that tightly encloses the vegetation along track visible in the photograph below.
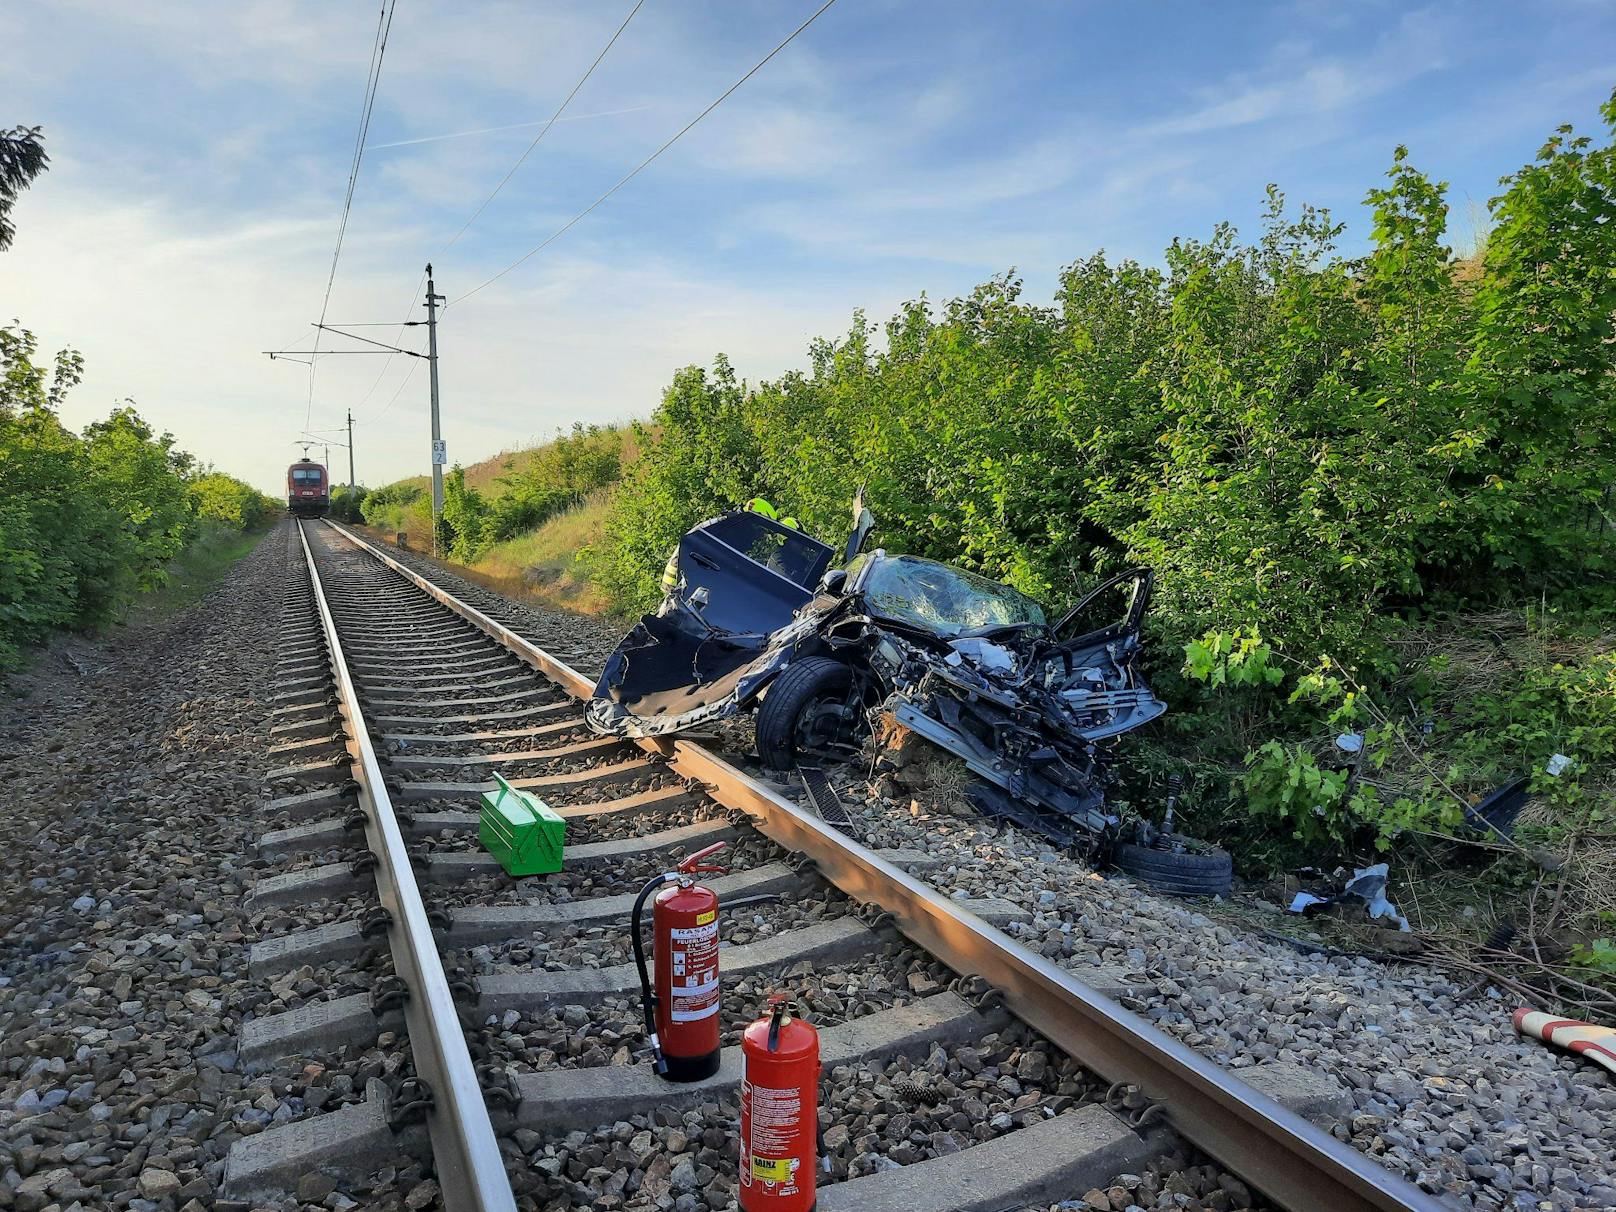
[224,519,1445,1212]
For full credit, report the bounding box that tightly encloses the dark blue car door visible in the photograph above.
[674,512,834,636]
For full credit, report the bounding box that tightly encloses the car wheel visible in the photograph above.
[1111,834,1232,897]
[755,656,859,771]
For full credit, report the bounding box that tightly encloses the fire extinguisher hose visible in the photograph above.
[631,872,677,1076]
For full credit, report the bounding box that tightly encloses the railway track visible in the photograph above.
[222,518,1444,1212]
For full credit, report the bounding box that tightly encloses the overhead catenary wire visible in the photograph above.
[340,3,645,481]
[450,0,840,308]
[371,105,651,150]
[370,358,423,423]
[306,0,398,432]
[351,269,428,420]
[442,0,647,253]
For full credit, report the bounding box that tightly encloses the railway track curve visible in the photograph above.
[224,518,1444,1212]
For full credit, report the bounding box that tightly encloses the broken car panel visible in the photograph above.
[588,502,1182,863]
[585,510,832,738]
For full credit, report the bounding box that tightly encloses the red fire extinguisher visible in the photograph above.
[632,842,728,1082]
[739,996,824,1212]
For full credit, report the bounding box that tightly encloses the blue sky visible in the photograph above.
[5,0,1614,493]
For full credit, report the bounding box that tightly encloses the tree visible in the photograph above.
[192,471,276,530]
[0,126,48,252]
[82,407,196,589]
[440,466,493,561]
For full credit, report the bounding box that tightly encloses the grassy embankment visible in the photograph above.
[360,432,623,615]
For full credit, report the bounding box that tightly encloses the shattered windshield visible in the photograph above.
[854,554,1046,637]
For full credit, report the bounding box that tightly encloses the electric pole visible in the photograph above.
[425,263,446,556]
[265,275,435,538]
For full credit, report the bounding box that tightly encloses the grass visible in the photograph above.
[374,423,644,503]
[355,488,618,617]
[124,521,269,623]
[474,487,616,614]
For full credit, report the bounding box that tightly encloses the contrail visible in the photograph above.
[372,105,651,150]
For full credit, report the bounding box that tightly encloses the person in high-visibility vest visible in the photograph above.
[747,498,801,529]
[745,497,803,530]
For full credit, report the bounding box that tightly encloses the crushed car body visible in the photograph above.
[587,498,1176,856]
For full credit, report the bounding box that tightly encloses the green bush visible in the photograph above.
[81,407,195,588]
[330,483,369,523]
[596,97,1616,662]
[0,324,218,666]
[441,465,493,562]
[361,481,426,531]
[191,471,276,530]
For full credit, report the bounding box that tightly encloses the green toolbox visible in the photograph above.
[478,773,565,876]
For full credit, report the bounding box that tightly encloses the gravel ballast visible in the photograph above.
[369,536,1616,1212]
[0,528,284,1211]
[833,783,1616,1212]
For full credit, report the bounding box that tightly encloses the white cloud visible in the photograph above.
[1138,13,1452,139]
[3,170,866,496]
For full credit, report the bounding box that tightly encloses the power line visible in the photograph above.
[450,0,839,308]
[443,0,647,252]
[351,269,428,419]
[306,0,399,431]
[370,358,423,423]
[371,105,651,150]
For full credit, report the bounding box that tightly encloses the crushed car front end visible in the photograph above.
[845,555,1166,846]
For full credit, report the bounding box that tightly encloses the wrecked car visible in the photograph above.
[587,500,1230,893]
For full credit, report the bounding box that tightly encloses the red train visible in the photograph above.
[287,460,330,517]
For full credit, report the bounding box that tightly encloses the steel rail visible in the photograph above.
[320,521,1441,1212]
[298,522,517,1212]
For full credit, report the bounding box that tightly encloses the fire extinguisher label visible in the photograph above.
[667,921,720,1022]
[744,1076,803,1187]
[751,1155,794,1183]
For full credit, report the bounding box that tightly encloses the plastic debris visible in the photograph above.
[1545,752,1573,777]
[1283,864,1411,931]
[1462,774,1529,840]
[1343,862,1410,932]
[1334,732,1364,754]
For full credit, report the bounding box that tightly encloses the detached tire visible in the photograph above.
[755,657,855,771]
[1112,834,1232,897]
